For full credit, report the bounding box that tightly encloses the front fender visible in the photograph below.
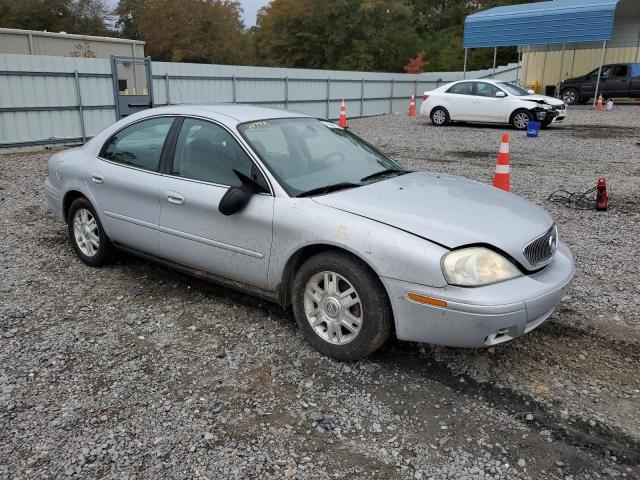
[268,197,449,291]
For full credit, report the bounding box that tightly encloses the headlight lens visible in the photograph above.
[442,247,522,287]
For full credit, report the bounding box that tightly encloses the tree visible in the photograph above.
[404,51,426,73]
[0,0,111,36]
[255,0,424,72]
[114,0,251,64]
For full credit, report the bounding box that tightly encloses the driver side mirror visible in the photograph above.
[218,169,268,216]
[495,91,507,98]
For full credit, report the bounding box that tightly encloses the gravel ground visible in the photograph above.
[1,106,639,479]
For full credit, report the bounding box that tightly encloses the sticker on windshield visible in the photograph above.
[246,121,269,129]
[321,120,343,130]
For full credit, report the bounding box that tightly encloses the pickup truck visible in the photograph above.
[559,63,640,105]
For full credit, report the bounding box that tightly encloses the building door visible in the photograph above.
[111,56,154,119]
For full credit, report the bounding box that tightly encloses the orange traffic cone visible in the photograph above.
[408,94,416,116]
[596,93,604,111]
[339,99,347,128]
[493,134,510,192]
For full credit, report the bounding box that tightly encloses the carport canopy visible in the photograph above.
[462,0,626,107]
[463,0,621,48]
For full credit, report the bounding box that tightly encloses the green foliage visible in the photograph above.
[0,0,111,35]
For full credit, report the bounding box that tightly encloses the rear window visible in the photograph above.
[447,82,473,95]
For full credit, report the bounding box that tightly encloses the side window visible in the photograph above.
[589,66,614,78]
[171,118,254,187]
[102,117,173,171]
[612,65,628,77]
[446,82,473,95]
[474,82,500,97]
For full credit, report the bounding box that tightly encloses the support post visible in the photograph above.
[492,46,497,78]
[232,75,237,104]
[284,77,289,109]
[326,78,330,119]
[360,78,365,118]
[463,48,468,79]
[570,48,577,77]
[389,79,394,114]
[593,40,608,108]
[516,45,521,82]
[636,27,640,62]
[523,45,530,87]
[27,33,34,54]
[541,44,549,93]
[165,74,171,105]
[557,42,566,97]
[73,70,86,144]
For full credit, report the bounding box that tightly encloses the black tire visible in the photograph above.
[291,251,393,361]
[430,106,450,126]
[510,109,534,130]
[561,88,580,106]
[67,197,113,267]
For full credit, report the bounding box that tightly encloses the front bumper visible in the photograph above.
[381,242,575,348]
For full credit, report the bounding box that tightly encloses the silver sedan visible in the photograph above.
[44,105,575,360]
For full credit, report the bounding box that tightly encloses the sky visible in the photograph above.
[240,0,271,26]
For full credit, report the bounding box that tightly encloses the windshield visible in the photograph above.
[238,118,404,196]
[499,82,530,96]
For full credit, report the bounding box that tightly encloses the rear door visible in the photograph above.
[89,116,176,255]
[157,117,274,288]
[441,82,475,120]
[604,65,630,97]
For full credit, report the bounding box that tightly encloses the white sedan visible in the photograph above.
[420,79,567,130]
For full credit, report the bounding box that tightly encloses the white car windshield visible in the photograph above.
[238,118,406,196]
[499,82,531,96]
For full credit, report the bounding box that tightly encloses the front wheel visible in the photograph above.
[430,107,450,126]
[291,251,393,361]
[561,88,580,106]
[510,109,533,130]
[67,197,113,267]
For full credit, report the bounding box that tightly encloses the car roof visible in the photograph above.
[134,104,314,125]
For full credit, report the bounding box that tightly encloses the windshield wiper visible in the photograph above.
[360,169,409,183]
[297,182,361,198]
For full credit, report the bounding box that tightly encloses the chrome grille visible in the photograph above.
[523,225,557,267]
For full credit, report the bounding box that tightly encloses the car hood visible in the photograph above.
[312,172,554,271]
[521,94,565,107]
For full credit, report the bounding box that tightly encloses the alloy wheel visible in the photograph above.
[73,208,100,257]
[303,271,363,345]
[513,112,530,129]
[432,109,446,125]
[562,90,576,104]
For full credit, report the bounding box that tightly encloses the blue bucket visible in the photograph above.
[527,121,541,138]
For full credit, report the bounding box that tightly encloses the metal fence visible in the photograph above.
[0,53,519,148]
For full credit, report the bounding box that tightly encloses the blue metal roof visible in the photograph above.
[464,0,622,48]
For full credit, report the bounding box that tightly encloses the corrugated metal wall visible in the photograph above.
[0,28,145,59]
[0,53,518,148]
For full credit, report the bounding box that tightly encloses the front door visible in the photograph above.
[604,65,629,97]
[470,82,508,122]
[89,116,175,255]
[157,117,274,289]
[111,56,154,119]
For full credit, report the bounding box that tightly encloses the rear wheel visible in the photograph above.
[510,109,533,130]
[67,197,112,267]
[430,107,450,126]
[561,88,580,106]
[291,251,393,361]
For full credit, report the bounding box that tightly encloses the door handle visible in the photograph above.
[90,173,104,184]
[166,191,185,205]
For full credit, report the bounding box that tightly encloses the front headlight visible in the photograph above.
[442,247,522,287]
